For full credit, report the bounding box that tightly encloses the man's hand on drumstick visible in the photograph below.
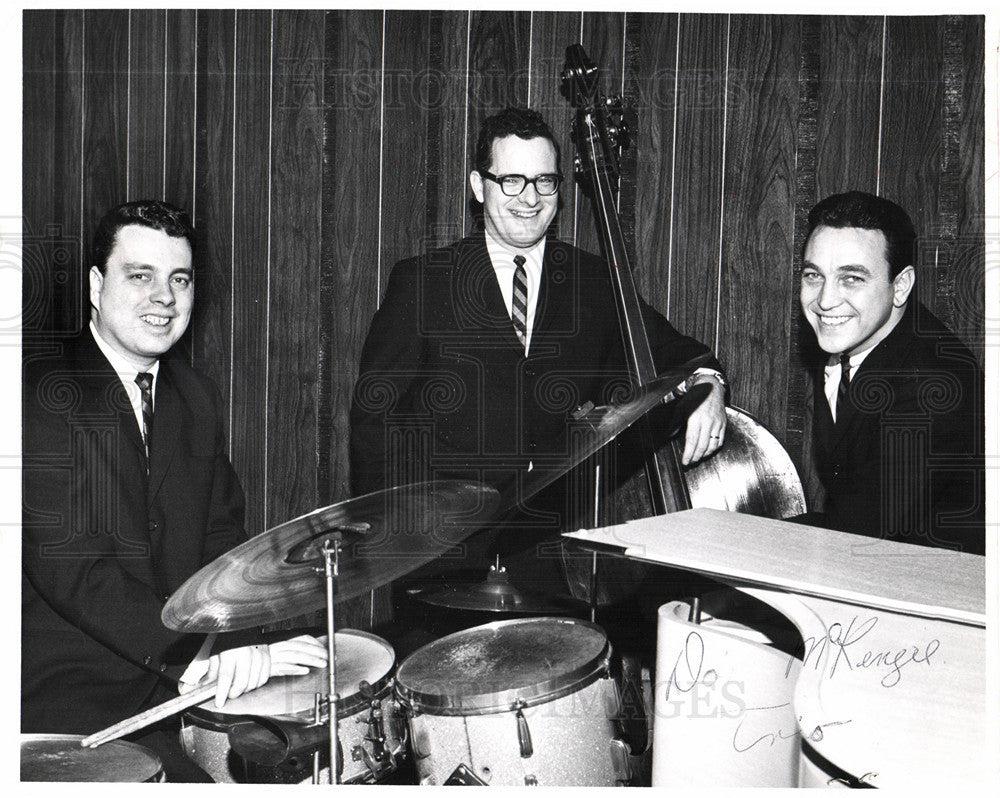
[179,634,327,708]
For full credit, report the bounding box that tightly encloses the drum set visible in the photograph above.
[23,372,699,785]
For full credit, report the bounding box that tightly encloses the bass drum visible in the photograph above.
[181,629,404,783]
[395,617,630,786]
[21,734,164,782]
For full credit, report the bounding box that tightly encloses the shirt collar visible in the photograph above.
[483,229,546,276]
[90,321,161,383]
[824,342,876,376]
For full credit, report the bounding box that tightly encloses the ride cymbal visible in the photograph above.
[162,480,501,633]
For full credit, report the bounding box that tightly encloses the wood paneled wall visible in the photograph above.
[23,10,985,623]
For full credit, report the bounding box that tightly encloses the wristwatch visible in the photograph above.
[681,369,726,393]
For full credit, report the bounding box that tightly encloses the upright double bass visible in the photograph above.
[560,44,805,525]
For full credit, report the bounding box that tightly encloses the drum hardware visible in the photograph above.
[444,763,489,785]
[319,536,340,784]
[311,694,322,784]
[608,739,633,784]
[513,699,532,757]
[351,679,397,780]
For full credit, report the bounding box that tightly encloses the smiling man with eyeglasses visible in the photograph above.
[350,107,726,598]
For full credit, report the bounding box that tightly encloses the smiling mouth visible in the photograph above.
[509,208,540,219]
[816,315,852,327]
[141,315,172,327]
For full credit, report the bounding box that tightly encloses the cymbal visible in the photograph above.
[516,359,712,505]
[161,480,501,633]
[409,566,581,614]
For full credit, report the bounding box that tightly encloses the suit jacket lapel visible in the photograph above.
[75,331,147,460]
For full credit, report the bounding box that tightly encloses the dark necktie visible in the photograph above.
[836,353,851,419]
[512,255,528,351]
[135,372,154,464]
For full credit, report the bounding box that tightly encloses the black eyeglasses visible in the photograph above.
[479,170,563,197]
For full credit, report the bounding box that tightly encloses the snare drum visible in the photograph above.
[395,617,629,786]
[181,629,404,783]
[21,734,165,782]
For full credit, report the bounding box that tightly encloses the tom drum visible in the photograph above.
[394,616,630,786]
[181,629,403,783]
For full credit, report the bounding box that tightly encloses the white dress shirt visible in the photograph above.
[485,230,545,355]
[90,321,159,441]
[823,346,874,422]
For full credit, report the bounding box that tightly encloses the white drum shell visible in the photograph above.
[181,629,401,784]
[180,680,403,784]
[407,675,622,786]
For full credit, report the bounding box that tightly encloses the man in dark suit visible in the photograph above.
[799,191,984,554]
[350,108,728,583]
[22,201,324,778]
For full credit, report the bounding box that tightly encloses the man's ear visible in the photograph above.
[891,265,915,308]
[469,170,485,204]
[89,266,104,312]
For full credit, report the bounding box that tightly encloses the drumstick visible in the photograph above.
[80,683,217,749]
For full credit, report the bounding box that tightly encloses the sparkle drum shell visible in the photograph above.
[181,629,402,783]
[21,734,165,782]
[394,617,626,786]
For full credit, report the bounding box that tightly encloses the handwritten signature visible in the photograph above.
[664,630,716,700]
[786,615,940,688]
[732,702,852,752]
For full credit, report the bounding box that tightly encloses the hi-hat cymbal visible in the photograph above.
[162,480,501,633]
[410,566,582,614]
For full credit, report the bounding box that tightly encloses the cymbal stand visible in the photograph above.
[588,464,601,623]
[321,536,341,784]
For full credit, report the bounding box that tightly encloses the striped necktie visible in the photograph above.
[512,255,528,352]
[134,372,154,464]
[835,353,851,419]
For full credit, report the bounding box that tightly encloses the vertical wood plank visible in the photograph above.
[192,10,235,424]
[666,13,728,347]
[424,10,470,249]
[23,10,85,336]
[163,9,197,213]
[787,15,821,466]
[320,8,386,628]
[82,10,129,256]
[268,9,325,524]
[229,9,273,535]
[952,15,985,360]
[127,9,167,201]
[627,12,679,317]
[466,11,531,236]
[719,15,799,436]
[320,8,383,505]
[881,17,945,319]
[381,10,430,289]
[578,12,625,257]
[814,16,882,199]
[527,11,580,244]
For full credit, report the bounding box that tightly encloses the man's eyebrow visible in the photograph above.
[835,263,874,275]
[800,261,874,275]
